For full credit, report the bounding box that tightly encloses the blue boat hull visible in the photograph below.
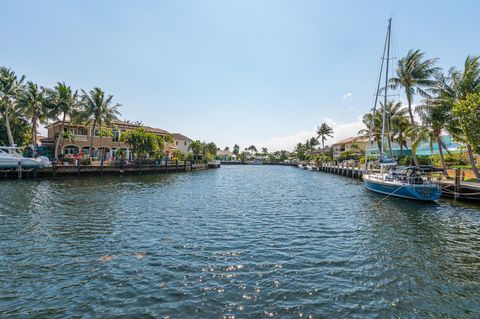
[363,178,441,201]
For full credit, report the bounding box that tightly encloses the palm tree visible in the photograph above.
[224,146,230,151]
[247,145,257,154]
[417,90,452,176]
[316,123,333,149]
[45,82,79,161]
[261,147,268,155]
[188,140,203,162]
[233,144,240,156]
[390,49,440,126]
[378,101,410,156]
[78,88,121,156]
[0,67,25,146]
[17,82,47,155]
[359,111,382,153]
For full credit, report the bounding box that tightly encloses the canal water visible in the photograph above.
[1,165,479,318]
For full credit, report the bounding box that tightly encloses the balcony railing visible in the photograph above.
[73,134,88,141]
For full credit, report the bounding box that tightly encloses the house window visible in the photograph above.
[112,130,120,142]
[176,141,178,145]
[184,141,187,146]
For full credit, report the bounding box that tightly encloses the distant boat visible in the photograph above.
[0,147,51,169]
[362,18,441,202]
[249,159,263,165]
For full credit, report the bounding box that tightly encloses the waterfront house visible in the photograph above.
[41,120,191,161]
[216,150,237,161]
[332,136,368,159]
[171,133,193,154]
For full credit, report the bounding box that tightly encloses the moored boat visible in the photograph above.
[0,147,51,169]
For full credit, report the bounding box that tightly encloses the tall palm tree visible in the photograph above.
[390,49,440,126]
[17,82,47,155]
[417,83,452,176]
[379,101,410,157]
[316,122,333,149]
[359,111,382,153]
[447,56,480,178]
[45,82,79,161]
[261,147,268,155]
[233,144,240,155]
[247,145,257,154]
[0,67,25,146]
[78,88,121,156]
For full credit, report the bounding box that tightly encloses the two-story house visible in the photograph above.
[331,136,369,159]
[41,120,190,160]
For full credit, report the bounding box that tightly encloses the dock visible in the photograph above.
[312,162,480,202]
[0,160,213,179]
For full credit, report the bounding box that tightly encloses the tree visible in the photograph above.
[261,147,268,155]
[17,81,47,154]
[206,142,217,158]
[247,145,257,154]
[453,92,480,167]
[233,144,240,155]
[78,87,120,156]
[0,67,25,146]
[447,56,480,179]
[316,123,334,149]
[45,82,79,161]
[390,49,440,126]
[120,127,167,161]
[294,143,306,160]
[224,146,230,151]
[188,140,203,162]
[0,116,30,147]
[416,72,455,176]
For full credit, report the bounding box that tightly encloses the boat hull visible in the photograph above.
[363,176,441,202]
[0,158,50,169]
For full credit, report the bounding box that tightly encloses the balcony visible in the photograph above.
[73,134,88,141]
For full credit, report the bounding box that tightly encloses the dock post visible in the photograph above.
[120,160,125,176]
[76,159,81,176]
[52,162,56,178]
[175,160,178,172]
[165,160,168,173]
[454,168,461,200]
[17,161,22,179]
[184,160,187,171]
[154,160,157,174]
[190,160,193,171]
[139,160,142,175]
[100,159,104,176]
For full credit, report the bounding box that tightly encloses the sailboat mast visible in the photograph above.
[380,18,392,157]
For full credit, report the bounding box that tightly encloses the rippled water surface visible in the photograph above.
[1,165,480,318]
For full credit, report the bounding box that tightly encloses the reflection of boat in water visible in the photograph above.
[363,166,441,201]
[362,18,441,202]
[0,147,51,169]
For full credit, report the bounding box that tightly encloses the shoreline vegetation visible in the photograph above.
[220,52,480,183]
[0,67,218,166]
[1,51,479,182]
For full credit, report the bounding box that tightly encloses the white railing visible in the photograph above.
[73,134,88,141]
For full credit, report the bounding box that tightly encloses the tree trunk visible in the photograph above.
[407,97,419,167]
[5,107,15,146]
[31,116,37,156]
[54,113,67,162]
[466,143,480,179]
[411,147,420,167]
[89,121,96,157]
[436,135,448,177]
[399,131,403,157]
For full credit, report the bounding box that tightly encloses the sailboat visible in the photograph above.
[362,19,441,202]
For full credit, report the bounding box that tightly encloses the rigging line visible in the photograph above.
[365,20,390,171]
[381,18,392,158]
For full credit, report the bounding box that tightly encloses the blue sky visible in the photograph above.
[1,0,479,150]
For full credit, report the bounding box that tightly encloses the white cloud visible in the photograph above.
[342,92,353,100]
[254,116,365,152]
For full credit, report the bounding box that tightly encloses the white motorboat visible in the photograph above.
[0,147,51,169]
